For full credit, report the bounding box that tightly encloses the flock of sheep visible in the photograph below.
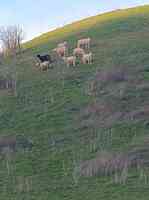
[35,37,93,71]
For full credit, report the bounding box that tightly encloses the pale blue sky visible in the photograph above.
[0,0,149,41]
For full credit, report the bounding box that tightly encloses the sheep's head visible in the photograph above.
[37,54,41,58]
[52,48,57,52]
[35,62,40,67]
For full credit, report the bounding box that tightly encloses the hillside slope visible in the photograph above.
[1,5,149,200]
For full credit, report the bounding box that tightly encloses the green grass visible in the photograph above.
[0,5,149,200]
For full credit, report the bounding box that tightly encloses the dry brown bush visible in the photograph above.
[88,68,127,97]
[125,106,149,121]
[75,135,149,180]
[96,70,126,83]
[77,151,134,177]
[85,102,112,116]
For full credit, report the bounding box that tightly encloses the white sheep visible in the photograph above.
[53,46,67,57]
[38,61,50,71]
[82,52,93,64]
[63,56,76,67]
[57,41,68,48]
[77,38,91,49]
[73,48,85,58]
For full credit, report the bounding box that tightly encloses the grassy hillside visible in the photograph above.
[1,5,149,200]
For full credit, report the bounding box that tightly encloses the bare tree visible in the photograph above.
[0,25,24,56]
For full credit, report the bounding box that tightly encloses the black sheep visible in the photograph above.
[37,54,52,63]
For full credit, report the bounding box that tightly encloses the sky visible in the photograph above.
[0,0,149,41]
